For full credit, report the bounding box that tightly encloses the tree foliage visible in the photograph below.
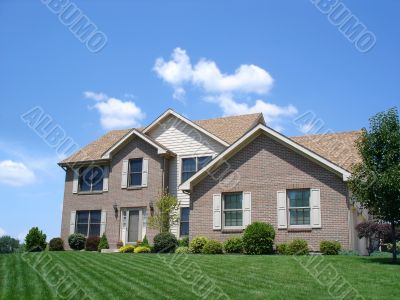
[25,227,47,252]
[355,221,390,255]
[148,193,179,233]
[348,107,400,262]
[0,236,20,253]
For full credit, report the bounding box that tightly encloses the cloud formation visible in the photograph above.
[0,160,36,186]
[84,92,146,130]
[154,48,297,130]
[0,227,5,237]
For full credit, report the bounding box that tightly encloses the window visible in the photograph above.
[75,210,101,236]
[288,190,311,226]
[181,156,212,182]
[129,158,143,186]
[179,207,190,237]
[79,166,104,192]
[223,193,243,228]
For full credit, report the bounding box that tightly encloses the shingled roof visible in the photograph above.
[291,130,361,171]
[59,113,264,165]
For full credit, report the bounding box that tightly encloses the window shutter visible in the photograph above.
[213,194,222,230]
[103,166,109,192]
[277,191,287,229]
[121,159,128,188]
[72,168,79,193]
[243,192,251,228]
[69,211,76,234]
[100,210,107,236]
[142,158,149,187]
[310,189,321,228]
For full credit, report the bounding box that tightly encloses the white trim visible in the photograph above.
[101,128,172,159]
[142,109,230,147]
[180,124,351,190]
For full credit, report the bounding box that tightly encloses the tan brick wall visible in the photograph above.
[190,133,351,250]
[60,137,167,248]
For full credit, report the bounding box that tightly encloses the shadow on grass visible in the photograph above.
[359,256,400,265]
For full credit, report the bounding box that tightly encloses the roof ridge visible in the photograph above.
[194,112,263,122]
[291,129,362,138]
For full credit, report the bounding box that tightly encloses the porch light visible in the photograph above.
[113,203,118,218]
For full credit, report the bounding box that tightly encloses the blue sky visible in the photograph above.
[0,0,399,240]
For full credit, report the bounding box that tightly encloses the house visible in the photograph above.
[59,109,366,252]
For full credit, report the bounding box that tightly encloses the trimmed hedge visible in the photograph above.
[175,246,190,254]
[68,233,86,250]
[134,246,151,253]
[85,236,100,251]
[153,232,178,253]
[243,222,275,255]
[276,243,289,255]
[119,245,135,253]
[189,236,209,253]
[178,236,189,247]
[287,239,309,255]
[320,240,341,255]
[203,240,223,254]
[49,238,64,251]
[223,237,244,254]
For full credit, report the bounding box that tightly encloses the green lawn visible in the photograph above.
[0,252,399,300]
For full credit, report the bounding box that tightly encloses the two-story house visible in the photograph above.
[59,109,366,252]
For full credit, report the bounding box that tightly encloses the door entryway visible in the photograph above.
[121,208,145,245]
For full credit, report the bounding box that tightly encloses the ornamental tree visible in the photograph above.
[348,107,400,262]
[148,193,179,233]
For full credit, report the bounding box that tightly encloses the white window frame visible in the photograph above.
[181,155,213,183]
[287,189,312,228]
[222,192,244,230]
[128,158,143,187]
[75,210,102,237]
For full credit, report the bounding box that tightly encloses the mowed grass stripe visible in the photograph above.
[69,252,171,300]
[106,254,195,299]
[0,255,15,300]
[81,253,179,300]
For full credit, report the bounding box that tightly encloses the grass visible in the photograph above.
[0,252,399,300]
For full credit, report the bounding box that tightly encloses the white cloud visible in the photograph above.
[17,230,28,242]
[84,92,146,130]
[154,48,297,130]
[0,227,6,237]
[83,91,108,101]
[0,160,36,186]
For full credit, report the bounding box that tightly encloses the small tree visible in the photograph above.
[98,233,109,252]
[25,227,47,252]
[356,221,390,255]
[349,107,400,262]
[148,193,179,233]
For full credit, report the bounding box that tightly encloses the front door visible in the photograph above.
[128,210,140,243]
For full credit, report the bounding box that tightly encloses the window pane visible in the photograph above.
[290,208,311,225]
[181,208,190,222]
[130,159,143,173]
[182,171,195,182]
[90,211,101,223]
[79,168,91,192]
[197,156,212,170]
[77,211,89,223]
[180,222,189,236]
[91,167,104,191]
[224,211,243,226]
[76,224,88,236]
[89,224,100,237]
[182,158,196,172]
[130,173,142,186]
[289,190,310,207]
[224,193,242,209]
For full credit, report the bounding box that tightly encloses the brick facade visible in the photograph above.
[60,136,168,248]
[190,133,350,250]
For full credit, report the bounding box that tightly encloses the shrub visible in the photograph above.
[203,240,223,254]
[189,236,209,253]
[98,234,109,252]
[0,236,20,253]
[287,239,309,255]
[386,241,400,253]
[276,243,289,255]
[134,246,151,253]
[175,246,190,254]
[25,227,47,252]
[85,236,100,251]
[48,238,64,251]
[68,233,86,250]
[242,222,275,255]
[339,250,359,256]
[178,236,189,247]
[320,240,341,255]
[119,245,135,253]
[141,235,150,247]
[223,237,244,254]
[153,232,178,253]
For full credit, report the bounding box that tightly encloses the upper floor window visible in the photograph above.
[288,189,311,226]
[223,192,243,229]
[79,166,104,192]
[181,156,212,182]
[75,210,101,236]
[129,158,143,187]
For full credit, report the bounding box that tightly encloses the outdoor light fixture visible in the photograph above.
[149,201,154,216]
[113,203,118,218]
